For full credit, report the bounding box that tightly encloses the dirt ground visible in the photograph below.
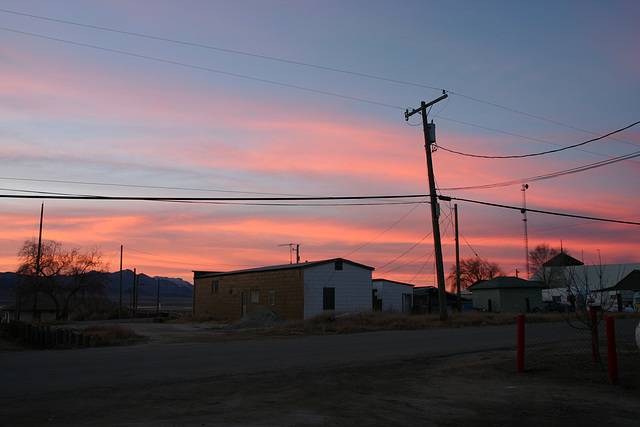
[2,322,640,426]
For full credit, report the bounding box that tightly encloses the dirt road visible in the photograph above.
[1,321,639,426]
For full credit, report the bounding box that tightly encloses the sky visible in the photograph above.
[1,1,639,287]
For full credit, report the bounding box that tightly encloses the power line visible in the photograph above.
[342,198,427,257]
[0,176,309,197]
[3,145,637,198]
[5,21,632,158]
[435,120,640,159]
[0,8,445,92]
[5,6,628,147]
[3,7,635,150]
[0,26,403,111]
[439,150,640,191]
[442,196,640,226]
[2,191,638,226]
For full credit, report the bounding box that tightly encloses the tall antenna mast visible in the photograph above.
[278,243,300,264]
[522,184,530,278]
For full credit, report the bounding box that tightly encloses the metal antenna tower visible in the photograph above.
[522,184,530,278]
[278,243,300,264]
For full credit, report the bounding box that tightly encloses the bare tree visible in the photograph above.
[556,256,618,366]
[529,243,566,287]
[446,257,503,292]
[16,239,108,320]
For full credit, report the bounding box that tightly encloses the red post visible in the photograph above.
[606,316,618,383]
[590,309,598,363]
[517,314,525,373]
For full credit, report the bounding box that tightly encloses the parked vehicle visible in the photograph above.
[533,301,573,313]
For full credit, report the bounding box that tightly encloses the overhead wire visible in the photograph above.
[0,26,403,111]
[342,198,427,257]
[2,191,638,226]
[2,7,635,152]
[0,176,312,197]
[435,120,640,159]
[439,149,640,191]
[3,8,639,281]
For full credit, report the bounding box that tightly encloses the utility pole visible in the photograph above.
[156,277,161,318]
[455,204,461,312]
[32,203,44,319]
[119,245,123,319]
[406,93,449,320]
[132,267,137,320]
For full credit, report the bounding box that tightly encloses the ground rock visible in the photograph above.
[230,306,285,329]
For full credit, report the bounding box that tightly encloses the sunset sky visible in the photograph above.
[1,1,639,287]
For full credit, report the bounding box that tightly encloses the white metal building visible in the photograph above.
[372,279,414,314]
[303,259,374,318]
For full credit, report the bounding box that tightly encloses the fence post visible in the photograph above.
[517,314,525,373]
[606,316,618,383]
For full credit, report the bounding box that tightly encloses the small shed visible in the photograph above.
[470,277,544,313]
[372,279,413,314]
[412,286,460,314]
[2,295,58,322]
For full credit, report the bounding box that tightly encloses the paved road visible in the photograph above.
[0,324,519,398]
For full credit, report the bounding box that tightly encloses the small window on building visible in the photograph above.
[211,280,218,294]
[269,291,276,306]
[250,290,260,303]
[335,260,343,270]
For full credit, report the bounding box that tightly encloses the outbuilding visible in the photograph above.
[470,276,544,313]
[193,258,374,321]
[371,279,413,313]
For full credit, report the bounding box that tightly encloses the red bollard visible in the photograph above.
[606,316,618,383]
[517,314,525,373]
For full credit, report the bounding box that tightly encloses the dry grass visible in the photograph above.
[273,310,522,335]
[83,324,145,346]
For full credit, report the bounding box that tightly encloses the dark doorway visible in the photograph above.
[323,287,335,310]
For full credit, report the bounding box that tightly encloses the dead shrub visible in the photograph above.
[83,324,144,346]
[276,310,521,335]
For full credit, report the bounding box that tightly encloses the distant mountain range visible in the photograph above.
[0,270,193,310]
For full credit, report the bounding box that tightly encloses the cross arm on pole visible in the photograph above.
[405,93,448,121]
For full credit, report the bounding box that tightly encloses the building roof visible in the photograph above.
[542,252,584,267]
[372,279,414,288]
[470,276,545,291]
[604,269,640,291]
[531,263,640,290]
[194,258,374,279]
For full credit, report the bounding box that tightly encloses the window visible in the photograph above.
[269,291,276,306]
[250,290,260,303]
[335,260,343,270]
[211,280,218,294]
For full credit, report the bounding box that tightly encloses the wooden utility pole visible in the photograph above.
[156,277,161,318]
[406,94,449,320]
[119,245,123,318]
[132,267,137,319]
[32,203,44,319]
[455,204,461,312]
